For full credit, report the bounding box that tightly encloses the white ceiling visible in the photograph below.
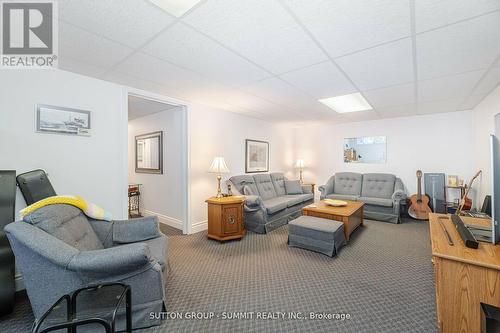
[128,95,178,120]
[57,0,500,124]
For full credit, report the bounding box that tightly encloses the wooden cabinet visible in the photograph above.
[429,213,500,332]
[206,196,245,242]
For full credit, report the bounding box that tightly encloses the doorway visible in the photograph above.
[127,90,189,234]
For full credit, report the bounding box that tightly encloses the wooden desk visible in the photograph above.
[429,213,500,333]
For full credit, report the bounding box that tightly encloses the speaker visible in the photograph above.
[424,173,446,213]
[0,170,16,315]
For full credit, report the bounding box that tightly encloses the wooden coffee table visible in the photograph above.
[302,200,364,241]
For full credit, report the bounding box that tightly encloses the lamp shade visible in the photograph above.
[295,159,305,168]
[208,157,230,174]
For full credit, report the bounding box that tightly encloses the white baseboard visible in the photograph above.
[142,210,183,231]
[191,220,207,234]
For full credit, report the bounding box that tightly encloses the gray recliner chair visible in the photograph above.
[5,204,167,330]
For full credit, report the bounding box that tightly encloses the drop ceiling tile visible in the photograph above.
[336,38,414,91]
[104,71,182,98]
[417,12,500,80]
[417,99,460,114]
[143,23,270,86]
[183,0,327,74]
[283,0,411,58]
[58,56,108,78]
[418,70,484,102]
[415,0,500,33]
[377,104,417,118]
[336,110,380,123]
[59,22,133,68]
[60,0,175,48]
[458,93,489,110]
[363,83,415,109]
[242,77,331,119]
[469,66,500,95]
[279,61,356,99]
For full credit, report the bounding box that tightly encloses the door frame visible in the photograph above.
[125,87,191,234]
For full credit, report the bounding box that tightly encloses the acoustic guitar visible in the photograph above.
[409,170,432,220]
[457,170,482,214]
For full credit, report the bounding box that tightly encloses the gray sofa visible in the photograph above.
[5,204,167,330]
[319,172,406,223]
[227,173,314,234]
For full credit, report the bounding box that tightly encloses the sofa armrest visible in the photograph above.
[5,222,78,268]
[244,195,265,212]
[112,216,160,244]
[68,243,153,275]
[319,176,335,199]
[391,189,406,202]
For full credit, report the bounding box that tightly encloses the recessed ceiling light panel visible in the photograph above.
[149,0,201,17]
[319,92,373,113]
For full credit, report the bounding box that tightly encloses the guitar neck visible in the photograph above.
[417,176,422,200]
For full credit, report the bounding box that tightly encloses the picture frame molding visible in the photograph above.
[35,104,91,136]
[245,139,269,173]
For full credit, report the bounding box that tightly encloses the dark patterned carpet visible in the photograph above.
[0,219,437,333]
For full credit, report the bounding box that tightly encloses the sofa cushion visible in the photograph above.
[334,172,363,195]
[243,185,256,196]
[298,193,314,202]
[283,195,303,207]
[361,173,396,199]
[289,216,344,242]
[270,173,286,196]
[359,196,393,207]
[326,194,359,201]
[263,197,288,214]
[253,174,278,200]
[284,180,303,195]
[229,175,259,197]
[23,204,104,251]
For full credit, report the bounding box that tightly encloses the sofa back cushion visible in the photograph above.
[334,172,363,195]
[253,174,278,200]
[270,172,286,196]
[361,173,396,199]
[229,175,259,196]
[23,204,104,251]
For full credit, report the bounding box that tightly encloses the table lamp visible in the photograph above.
[208,157,230,198]
[295,159,305,183]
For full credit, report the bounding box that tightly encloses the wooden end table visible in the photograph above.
[206,196,246,242]
[302,200,364,241]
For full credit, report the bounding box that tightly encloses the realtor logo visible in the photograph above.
[1,1,58,68]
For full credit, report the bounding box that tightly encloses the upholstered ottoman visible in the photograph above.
[288,216,346,257]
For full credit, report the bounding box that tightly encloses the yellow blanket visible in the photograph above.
[20,195,113,221]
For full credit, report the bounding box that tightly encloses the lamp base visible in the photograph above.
[215,174,223,198]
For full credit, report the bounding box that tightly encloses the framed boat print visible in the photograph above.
[36,104,91,136]
[245,139,269,173]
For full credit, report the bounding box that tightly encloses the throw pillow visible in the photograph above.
[243,185,255,196]
[285,180,303,195]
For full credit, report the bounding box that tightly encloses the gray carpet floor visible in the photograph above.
[0,218,437,333]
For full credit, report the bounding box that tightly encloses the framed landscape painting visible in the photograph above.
[245,139,269,173]
[36,104,91,136]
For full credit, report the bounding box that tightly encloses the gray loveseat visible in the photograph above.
[227,173,314,234]
[5,204,167,330]
[319,172,406,223]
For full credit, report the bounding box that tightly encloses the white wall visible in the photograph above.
[0,69,128,219]
[188,104,294,230]
[473,85,500,204]
[293,111,476,203]
[128,107,185,228]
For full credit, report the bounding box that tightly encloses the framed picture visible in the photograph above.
[36,104,91,136]
[447,175,459,187]
[245,139,269,173]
